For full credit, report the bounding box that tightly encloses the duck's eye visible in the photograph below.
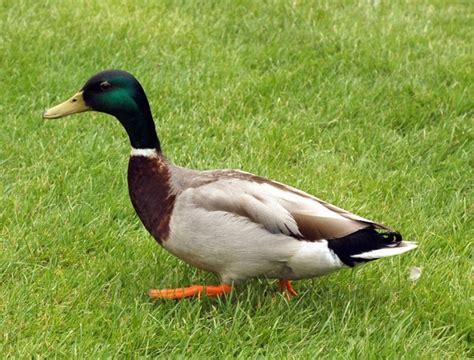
[100,81,112,91]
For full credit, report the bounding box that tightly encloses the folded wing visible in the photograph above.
[191,171,391,241]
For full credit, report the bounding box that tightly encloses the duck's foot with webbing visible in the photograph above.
[148,284,232,300]
[279,279,298,298]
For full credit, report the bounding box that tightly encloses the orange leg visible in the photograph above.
[279,279,298,298]
[148,284,232,300]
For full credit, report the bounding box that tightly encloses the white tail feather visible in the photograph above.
[351,241,417,260]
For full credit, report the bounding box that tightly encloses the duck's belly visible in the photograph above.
[163,191,345,283]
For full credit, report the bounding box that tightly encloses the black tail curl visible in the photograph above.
[327,228,403,267]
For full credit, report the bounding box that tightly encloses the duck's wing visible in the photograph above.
[189,170,392,241]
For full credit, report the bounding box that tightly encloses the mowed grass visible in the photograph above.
[1,0,472,357]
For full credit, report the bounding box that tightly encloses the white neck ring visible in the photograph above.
[130,148,158,157]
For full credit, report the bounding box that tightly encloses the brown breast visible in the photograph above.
[127,154,175,244]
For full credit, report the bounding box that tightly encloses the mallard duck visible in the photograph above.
[43,70,416,300]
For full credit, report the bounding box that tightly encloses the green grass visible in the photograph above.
[1,0,472,357]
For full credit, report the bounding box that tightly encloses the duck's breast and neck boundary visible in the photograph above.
[128,149,175,244]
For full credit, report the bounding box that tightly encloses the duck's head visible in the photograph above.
[43,70,159,149]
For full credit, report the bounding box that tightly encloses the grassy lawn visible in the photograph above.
[1,0,472,357]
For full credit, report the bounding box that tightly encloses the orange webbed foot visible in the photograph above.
[279,279,298,298]
[148,284,232,300]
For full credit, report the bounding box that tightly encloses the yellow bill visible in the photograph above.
[43,91,90,119]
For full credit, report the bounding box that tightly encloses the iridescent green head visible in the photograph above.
[43,70,160,150]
